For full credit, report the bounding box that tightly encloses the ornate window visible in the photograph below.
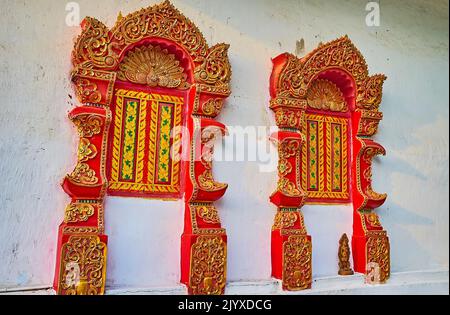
[54,1,231,296]
[269,36,390,291]
[302,79,351,203]
[107,87,184,198]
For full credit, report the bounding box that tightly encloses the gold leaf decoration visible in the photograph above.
[307,79,348,112]
[68,163,99,186]
[117,45,191,89]
[366,233,390,283]
[64,203,95,223]
[59,236,107,295]
[196,204,221,224]
[283,236,312,291]
[190,236,227,295]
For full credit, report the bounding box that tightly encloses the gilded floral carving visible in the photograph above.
[283,236,312,291]
[74,78,102,104]
[72,1,231,89]
[196,204,221,224]
[64,203,95,223]
[78,138,98,162]
[202,99,224,117]
[72,115,103,138]
[198,170,228,192]
[273,211,298,230]
[366,234,390,283]
[190,236,227,295]
[67,163,99,186]
[59,236,107,295]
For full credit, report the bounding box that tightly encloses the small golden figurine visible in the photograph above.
[338,233,354,276]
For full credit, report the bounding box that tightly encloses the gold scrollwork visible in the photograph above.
[78,138,98,162]
[202,98,224,117]
[357,75,387,110]
[196,204,221,224]
[68,163,99,186]
[198,170,228,192]
[283,236,312,291]
[358,119,380,137]
[190,236,227,295]
[277,139,303,198]
[275,109,304,130]
[72,2,231,89]
[72,115,103,138]
[366,234,390,283]
[59,236,107,295]
[274,36,386,113]
[74,78,102,104]
[366,212,382,228]
[64,203,95,223]
[273,211,298,230]
[194,43,232,87]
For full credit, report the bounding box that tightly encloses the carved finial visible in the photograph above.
[338,233,354,276]
[117,11,123,22]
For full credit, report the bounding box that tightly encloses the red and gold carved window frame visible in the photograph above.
[107,86,184,199]
[301,113,350,204]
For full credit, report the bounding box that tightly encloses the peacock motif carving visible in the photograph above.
[306,79,348,112]
[117,45,191,89]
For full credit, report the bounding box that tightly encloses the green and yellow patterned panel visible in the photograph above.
[332,123,342,191]
[120,100,139,182]
[156,103,174,184]
[308,120,319,191]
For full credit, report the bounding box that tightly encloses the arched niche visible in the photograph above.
[269,36,390,291]
[54,1,231,295]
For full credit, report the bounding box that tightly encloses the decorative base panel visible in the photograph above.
[352,233,391,283]
[181,233,227,295]
[272,230,312,291]
[54,227,108,295]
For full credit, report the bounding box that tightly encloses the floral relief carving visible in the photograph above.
[283,236,312,291]
[190,236,227,295]
[366,234,390,283]
[72,1,231,89]
[72,115,103,138]
[78,138,98,162]
[59,236,107,295]
[64,203,95,223]
[196,204,221,224]
[273,211,298,230]
[74,78,102,104]
[67,163,99,186]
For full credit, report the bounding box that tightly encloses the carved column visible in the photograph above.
[351,92,391,282]
[269,97,312,291]
[181,83,230,295]
[54,68,115,295]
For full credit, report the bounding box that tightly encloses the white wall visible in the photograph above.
[0,0,448,289]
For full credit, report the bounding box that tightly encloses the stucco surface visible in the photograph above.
[0,0,448,289]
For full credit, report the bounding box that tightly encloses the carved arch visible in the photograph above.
[54,1,231,295]
[269,36,390,291]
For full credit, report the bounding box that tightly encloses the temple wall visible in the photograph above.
[0,0,448,290]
